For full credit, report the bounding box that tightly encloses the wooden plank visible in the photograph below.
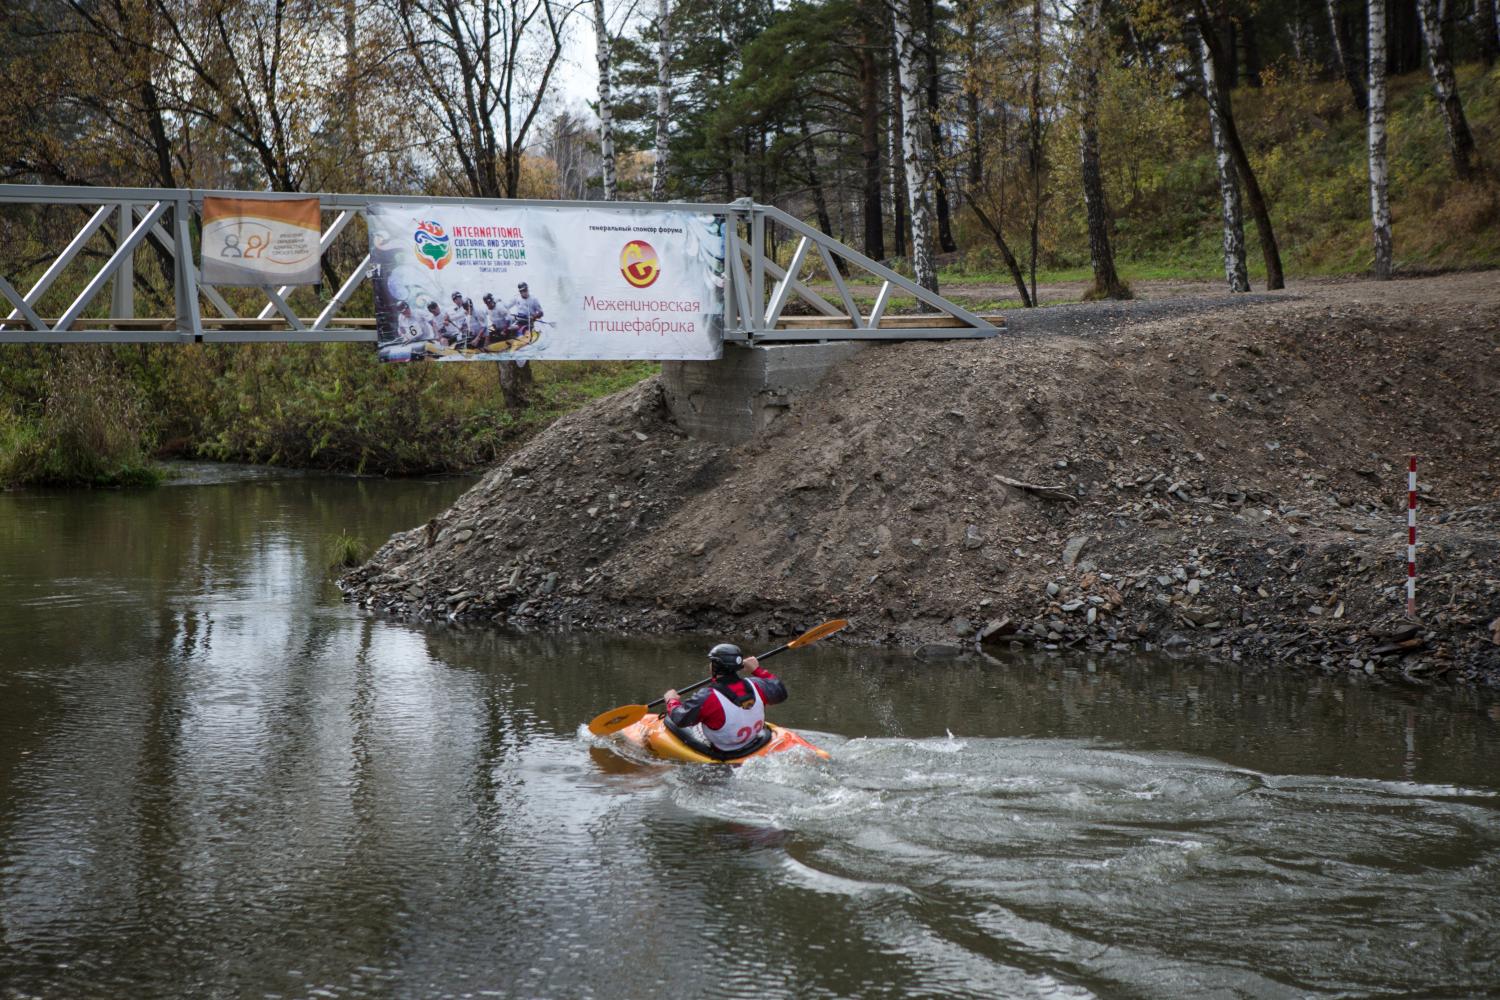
[773,313,1005,330]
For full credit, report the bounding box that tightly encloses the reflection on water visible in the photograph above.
[1,468,1498,999]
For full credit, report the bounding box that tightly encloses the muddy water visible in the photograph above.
[1,468,1497,999]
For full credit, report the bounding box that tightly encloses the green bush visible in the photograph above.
[0,349,161,488]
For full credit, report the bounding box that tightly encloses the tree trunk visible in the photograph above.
[594,0,617,200]
[1477,0,1499,66]
[1327,0,1369,111]
[1388,0,1422,73]
[888,47,907,259]
[1243,9,1264,85]
[969,202,1033,307]
[498,361,533,412]
[343,0,361,184]
[651,0,671,200]
[1077,0,1130,300]
[859,37,885,259]
[1027,0,1044,306]
[798,116,840,270]
[924,0,957,253]
[1416,0,1478,180]
[893,0,938,291]
[1198,15,1285,289]
[1199,30,1251,292]
[1217,16,1238,88]
[1368,0,1394,278]
[965,77,982,190]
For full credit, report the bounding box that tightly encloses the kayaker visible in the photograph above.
[662,644,787,756]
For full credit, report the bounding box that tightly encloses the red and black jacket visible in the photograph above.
[664,666,787,730]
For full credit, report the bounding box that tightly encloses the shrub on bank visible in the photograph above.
[0,339,660,485]
[0,349,162,488]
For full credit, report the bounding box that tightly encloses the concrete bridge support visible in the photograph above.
[661,342,866,443]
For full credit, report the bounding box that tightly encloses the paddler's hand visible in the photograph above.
[742,656,761,674]
[663,689,680,705]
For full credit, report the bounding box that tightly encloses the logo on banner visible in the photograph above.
[414,220,453,270]
[620,240,660,288]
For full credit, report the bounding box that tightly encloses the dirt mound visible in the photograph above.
[341,273,1500,685]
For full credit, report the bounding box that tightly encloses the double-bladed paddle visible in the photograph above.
[586,618,849,736]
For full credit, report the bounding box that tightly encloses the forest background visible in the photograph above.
[0,0,1496,486]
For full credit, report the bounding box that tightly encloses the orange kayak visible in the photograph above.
[618,714,830,764]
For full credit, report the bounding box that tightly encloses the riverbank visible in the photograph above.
[340,272,1500,685]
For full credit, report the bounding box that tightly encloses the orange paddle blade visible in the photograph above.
[588,703,648,736]
[786,618,849,649]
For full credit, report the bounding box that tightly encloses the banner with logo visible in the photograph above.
[200,196,322,286]
[366,203,725,363]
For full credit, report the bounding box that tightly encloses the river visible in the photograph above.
[1,467,1496,999]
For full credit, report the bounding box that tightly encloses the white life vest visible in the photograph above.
[701,681,766,752]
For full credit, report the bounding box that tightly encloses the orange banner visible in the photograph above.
[200,195,321,286]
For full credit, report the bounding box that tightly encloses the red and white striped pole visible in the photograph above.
[1406,455,1418,619]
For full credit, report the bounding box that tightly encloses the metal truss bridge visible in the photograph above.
[0,184,1000,346]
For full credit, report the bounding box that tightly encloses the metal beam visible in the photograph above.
[760,205,996,332]
[255,209,356,321]
[313,254,369,330]
[1,203,113,328]
[0,274,47,331]
[763,236,811,328]
[56,202,167,332]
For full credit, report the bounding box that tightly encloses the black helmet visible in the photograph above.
[708,643,743,673]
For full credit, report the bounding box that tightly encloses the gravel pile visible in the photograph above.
[342,272,1500,686]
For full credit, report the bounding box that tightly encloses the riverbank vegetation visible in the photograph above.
[2,0,1498,485]
[0,344,656,486]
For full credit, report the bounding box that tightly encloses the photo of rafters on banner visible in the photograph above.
[366,204,726,363]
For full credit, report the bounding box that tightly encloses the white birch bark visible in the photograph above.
[1324,0,1366,109]
[1415,0,1478,178]
[891,0,938,292]
[1367,0,1393,278]
[651,0,671,201]
[1198,30,1249,292]
[593,0,616,200]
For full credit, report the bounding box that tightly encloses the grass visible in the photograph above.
[935,62,1499,289]
[0,413,164,488]
[327,530,369,571]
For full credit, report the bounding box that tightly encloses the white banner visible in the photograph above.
[367,203,725,363]
[200,196,322,286]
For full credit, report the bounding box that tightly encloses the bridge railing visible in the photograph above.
[0,184,999,345]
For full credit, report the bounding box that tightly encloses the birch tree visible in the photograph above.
[593,0,617,199]
[1415,0,1478,180]
[891,0,938,291]
[1193,5,1283,289]
[1197,28,1249,292]
[1367,0,1392,278]
[1024,0,1047,304]
[1074,0,1129,300]
[651,0,671,200]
